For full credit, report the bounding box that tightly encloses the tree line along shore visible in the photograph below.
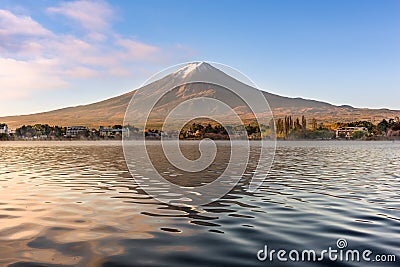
[0,116,399,141]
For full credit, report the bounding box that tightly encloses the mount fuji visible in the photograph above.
[1,62,399,129]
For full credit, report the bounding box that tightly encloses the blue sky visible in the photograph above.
[0,0,399,116]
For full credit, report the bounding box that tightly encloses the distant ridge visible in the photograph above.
[1,62,399,129]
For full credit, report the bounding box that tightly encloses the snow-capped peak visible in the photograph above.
[173,62,212,78]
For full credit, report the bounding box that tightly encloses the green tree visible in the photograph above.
[377,119,389,133]
[301,115,307,130]
[0,133,9,141]
[205,123,213,133]
[352,130,365,139]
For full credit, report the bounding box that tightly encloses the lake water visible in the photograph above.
[0,141,399,266]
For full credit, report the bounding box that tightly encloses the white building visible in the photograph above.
[99,126,130,138]
[65,126,88,137]
[0,124,8,134]
[336,126,368,139]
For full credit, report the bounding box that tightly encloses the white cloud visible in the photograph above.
[46,0,114,32]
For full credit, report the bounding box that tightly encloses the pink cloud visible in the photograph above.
[116,38,161,61]
[0,9,51,36]
[0,4,195,102]
[64,66,100,78]
[0,57,67,100]
[47,0,114,32]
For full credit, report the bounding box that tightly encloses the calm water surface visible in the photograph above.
[0,141,399,266]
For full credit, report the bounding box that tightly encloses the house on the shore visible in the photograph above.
[0,124,8,134]
[336,126,368,139]
[65,126,88,137]
[99,126,130,138]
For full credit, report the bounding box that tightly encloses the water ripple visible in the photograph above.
[0,141,399,266]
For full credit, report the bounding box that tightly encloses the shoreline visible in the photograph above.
[0,139,397,142]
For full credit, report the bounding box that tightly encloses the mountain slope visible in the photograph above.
[1,62,399,129]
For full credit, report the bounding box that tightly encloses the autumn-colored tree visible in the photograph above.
[312,118,317,131]
[294,117,301,130]
[276,118,284,135]
[284,116,289,137]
